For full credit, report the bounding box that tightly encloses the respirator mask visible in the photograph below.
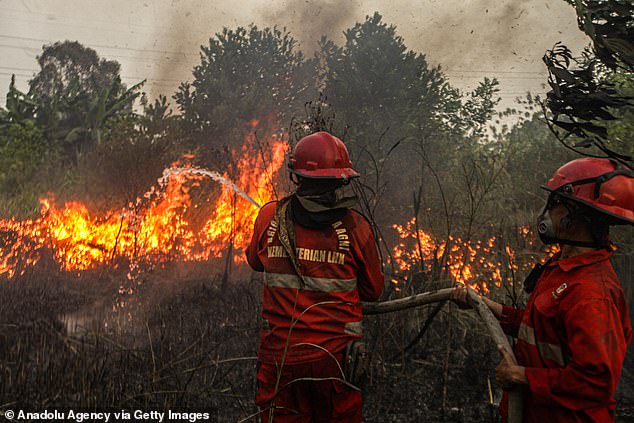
[537,194,564,245]
[537,193,605,249]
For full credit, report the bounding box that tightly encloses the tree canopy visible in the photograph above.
[175,25,316,161]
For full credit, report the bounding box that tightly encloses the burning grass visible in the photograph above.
[0,132,287,280]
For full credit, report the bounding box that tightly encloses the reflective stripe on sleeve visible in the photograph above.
[518,323,565,366]
[264,272,357,292]
[518,323,536,345]
[344,321,363,335]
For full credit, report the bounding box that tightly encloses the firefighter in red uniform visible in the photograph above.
[246,131,384,422]
[455,158,633,422]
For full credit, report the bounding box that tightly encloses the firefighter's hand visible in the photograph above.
[495,345,528,389]
[450,284,473,309]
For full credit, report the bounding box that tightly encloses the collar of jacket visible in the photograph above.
[295,192,358,212]
[548,248,613,272]
[289,195,350,229]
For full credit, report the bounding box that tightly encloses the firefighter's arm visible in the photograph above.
[245,207,267,272]
[353,217,384,302]
[451,285,524,337]
[498,305,524,338]
[496,346,528,388]
[523,299,624,409]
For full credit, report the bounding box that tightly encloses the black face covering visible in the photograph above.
[537,204,557,245]
[291,180,358,229]
[290,196,347,229]
[537,195,609,249]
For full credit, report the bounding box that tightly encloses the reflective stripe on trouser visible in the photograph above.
[518,323,565,366]
[264,272,357,293]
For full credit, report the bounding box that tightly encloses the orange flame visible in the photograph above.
[0,131,287,278]
[202,134,287,259]
[392,218,555,293]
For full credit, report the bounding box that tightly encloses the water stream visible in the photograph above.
[160,167,262,208]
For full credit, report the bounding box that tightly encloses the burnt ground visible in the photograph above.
[1,267,634,422]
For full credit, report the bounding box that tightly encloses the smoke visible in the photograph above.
[365,0,565,70]
[259,0,362,52]
[143,0,205,101]
[145,0,361,102]
[127,0,586,105]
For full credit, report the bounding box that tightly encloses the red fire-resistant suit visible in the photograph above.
[246,201,384,422]
[499,249,632,422]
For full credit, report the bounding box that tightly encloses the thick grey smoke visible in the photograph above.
[362,0,578,71]
[260,0,362,51]
[0,0,588,108]
[140,0,588,107]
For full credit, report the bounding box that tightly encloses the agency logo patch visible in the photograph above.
[551,282,568,299]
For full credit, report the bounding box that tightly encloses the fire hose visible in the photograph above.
[362,287,524,423]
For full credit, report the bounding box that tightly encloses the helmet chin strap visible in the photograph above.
[537,203,609,249]
[542,235,607,249]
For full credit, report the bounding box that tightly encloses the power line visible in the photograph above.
[119,75,183,84]
[0,5,172,32]
[0,71,32,77]
[0,63,548,90]
[0,46,195,68]
[0,7,213,40]
[0,40,196,66]
[0,65,37,73]
[0,36,550,80]
[0,71,544,94]
[0,13,553,75]
[0,7,557,82]
[445,69,544,74]
[447,74,546,80]
[0,65,185,85]
[0,43,39,52]
[0,34,199,58]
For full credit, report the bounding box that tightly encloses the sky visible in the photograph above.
[0,0,590,113]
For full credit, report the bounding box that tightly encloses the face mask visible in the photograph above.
[296,185,358,212]
[537,205,557,245]
[537,193,607,249]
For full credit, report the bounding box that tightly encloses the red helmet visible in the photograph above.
[542,158,634,225]
[288,132,360,179]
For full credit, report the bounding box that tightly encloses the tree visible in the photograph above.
[0,76,38,129]
[0,120,51,216]
[27,41,141,162]
[75,94,186,209]
[542,1,633,159]
[0,41,146,212]
[566,0,633,70]
[318,13,500,238]
[493,101,578,217]
[320,13,448,158]
[175,25,316,163]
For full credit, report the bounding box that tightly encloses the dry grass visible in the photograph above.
[1,264,633,422]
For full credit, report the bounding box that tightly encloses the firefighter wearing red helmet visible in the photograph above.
[246,131,384,422]
[454,158,633,422]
